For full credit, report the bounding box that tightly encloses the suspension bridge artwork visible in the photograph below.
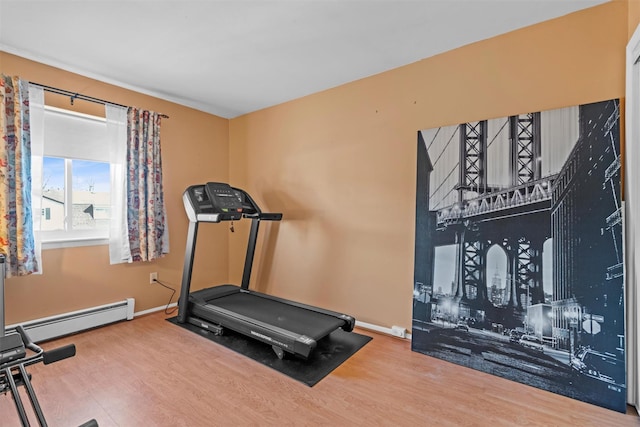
[412,99,626,412]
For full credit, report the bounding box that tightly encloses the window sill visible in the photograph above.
[42,237,108,250]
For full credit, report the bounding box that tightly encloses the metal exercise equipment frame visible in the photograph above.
[0,255,98,427]
[177,183,355,359]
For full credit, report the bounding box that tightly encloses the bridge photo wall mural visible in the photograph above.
[412,99,625,412]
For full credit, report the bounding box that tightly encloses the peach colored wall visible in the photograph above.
[629,0,640,39]
[229,1,628,329]
[0,1,630,331]
[0,52,230,324]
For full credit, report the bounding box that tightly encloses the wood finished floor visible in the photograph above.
[1,311,638,427]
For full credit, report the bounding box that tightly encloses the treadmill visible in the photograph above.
[177,182,355,359]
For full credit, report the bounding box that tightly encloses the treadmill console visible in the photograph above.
[205,182,243,218]
[183,182,259,222]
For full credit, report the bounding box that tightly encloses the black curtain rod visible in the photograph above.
[29,82,169,119]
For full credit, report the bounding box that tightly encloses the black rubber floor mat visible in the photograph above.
[167,317,372,386]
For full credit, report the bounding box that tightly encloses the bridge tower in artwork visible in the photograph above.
[437,112,549,324]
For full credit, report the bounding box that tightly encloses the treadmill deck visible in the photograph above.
[191,285,346,341]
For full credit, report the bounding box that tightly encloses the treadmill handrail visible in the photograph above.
[256,212,282,221]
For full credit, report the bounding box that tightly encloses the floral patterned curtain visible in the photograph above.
[0,75,38,276]
[126,107,169,262]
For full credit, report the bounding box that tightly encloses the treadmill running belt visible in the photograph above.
[205,293,345,340]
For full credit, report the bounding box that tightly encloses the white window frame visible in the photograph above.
[40,107,111,249]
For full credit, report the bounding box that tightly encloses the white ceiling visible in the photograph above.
[0,0,608,119]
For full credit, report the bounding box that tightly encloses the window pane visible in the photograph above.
[42,156,65,231]
[72,160,110,231]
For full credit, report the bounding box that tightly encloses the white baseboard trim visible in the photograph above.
[134,302,177,318]
[355,320,412,340]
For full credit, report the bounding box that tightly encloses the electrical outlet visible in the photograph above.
[150,272,158,284]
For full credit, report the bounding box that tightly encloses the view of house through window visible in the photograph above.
[41,157,110,234]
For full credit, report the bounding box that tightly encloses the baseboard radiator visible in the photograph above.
[7,298,135,343]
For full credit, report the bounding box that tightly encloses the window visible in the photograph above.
[40,107,111,246]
